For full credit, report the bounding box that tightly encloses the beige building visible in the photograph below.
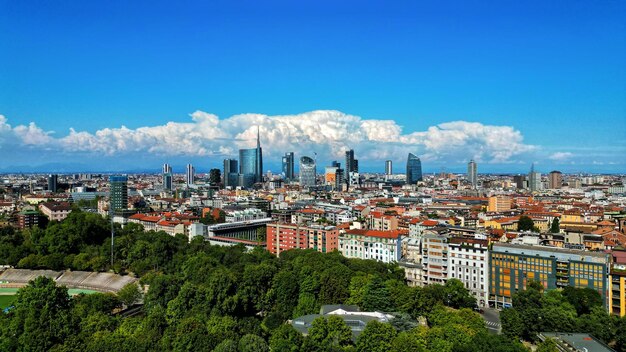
[39,202,72,222]
[488,196,511,212]
[548,171,563,189]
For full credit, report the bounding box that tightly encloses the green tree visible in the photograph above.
[549,218,560,233]
[214,339,238,352]
[361,276,392,312]
[500,307,524,340]
[269,324,304,352]
[355,321,397,352]
[518,216,535,232]
[238,334,269,352]
[1,276,75,352]
[536,338,559,352]
[117,282,142,307]
[443,279,476,309]
[391,331,427,352]
[562,286,603,316]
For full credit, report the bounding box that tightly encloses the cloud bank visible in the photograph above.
[0,111,538,167]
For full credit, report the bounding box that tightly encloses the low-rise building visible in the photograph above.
[39,202,72,222]
[266,223,339,256]
[489,243,610,308]
[339,229,404,263]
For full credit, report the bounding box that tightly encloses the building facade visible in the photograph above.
[47,174,58,193]
[467,160,477,189]
[299,156,317,188]
[549,170,563,189]
[421,233,449,285]
[489,243,609,308]
[282,152,295,181]
[488,195,512,212]
[449,237,489,306]
[406,153,423,184]
[339,229,403,263]
[186,164,195,186]
[266,223,339,256]
[109,175,128,213]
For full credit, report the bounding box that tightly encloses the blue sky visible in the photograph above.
[0,1,624,173]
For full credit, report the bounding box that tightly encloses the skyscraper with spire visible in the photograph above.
[238,126,264,187]
[529,163,542,192]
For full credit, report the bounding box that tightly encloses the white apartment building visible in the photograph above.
[339,229,403,263]
[448,237,489,307]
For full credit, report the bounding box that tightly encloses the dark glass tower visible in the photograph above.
[345,149,358,173]
[223,159,239,188]
[109,175,128,213]
[406,153,423,184]
[47,174,58,193]
[282,152,295,180]
[238,127,263,186]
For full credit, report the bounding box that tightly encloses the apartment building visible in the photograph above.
[266,223,339,256]
[448,237,489,306]
[339,229,403,263]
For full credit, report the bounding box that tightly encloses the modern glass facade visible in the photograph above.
[162,173,172,190]
[467,160,477,188]
[406,153,422,184]
[299,156,316,187]
[109,175,128,213]
[223,159,239,188]
[282,152,295,180]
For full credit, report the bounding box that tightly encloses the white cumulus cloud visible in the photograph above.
[549,152,574,161]
[0,110,537,165]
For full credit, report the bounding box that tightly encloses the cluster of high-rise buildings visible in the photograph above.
[1,128,625,318]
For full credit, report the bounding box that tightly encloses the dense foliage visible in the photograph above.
[0,211,622,351]
[501,281,626,351]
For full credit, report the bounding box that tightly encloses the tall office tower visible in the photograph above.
[467,159,477,189]
[186,164,195,186]
[345,149,358,173]
[109,175,128,213]
[548,170,563,189]
[47,174,58,193]
[335,168,344,191]
[209,169,221,185]
[223,159,239,188]
[385,160,393,176]
[282,152,295,180]
[345,149,358,186]
[513,175,526,189]
[239,126,263,186]
[162,163,172,174]
[406,153,423,184]
[528,164,542,192]
[299,156,317,187]
[162,173,173,191]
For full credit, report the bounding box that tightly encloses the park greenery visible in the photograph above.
[0,210,624,351]
[501,280,626,351]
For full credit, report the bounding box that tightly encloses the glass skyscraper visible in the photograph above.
[406,153,422,184]
[109,175,128,213]
[299,156,316,187]
[467,159,477,189]
[282,152,295,180]
[238,127,263,187]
